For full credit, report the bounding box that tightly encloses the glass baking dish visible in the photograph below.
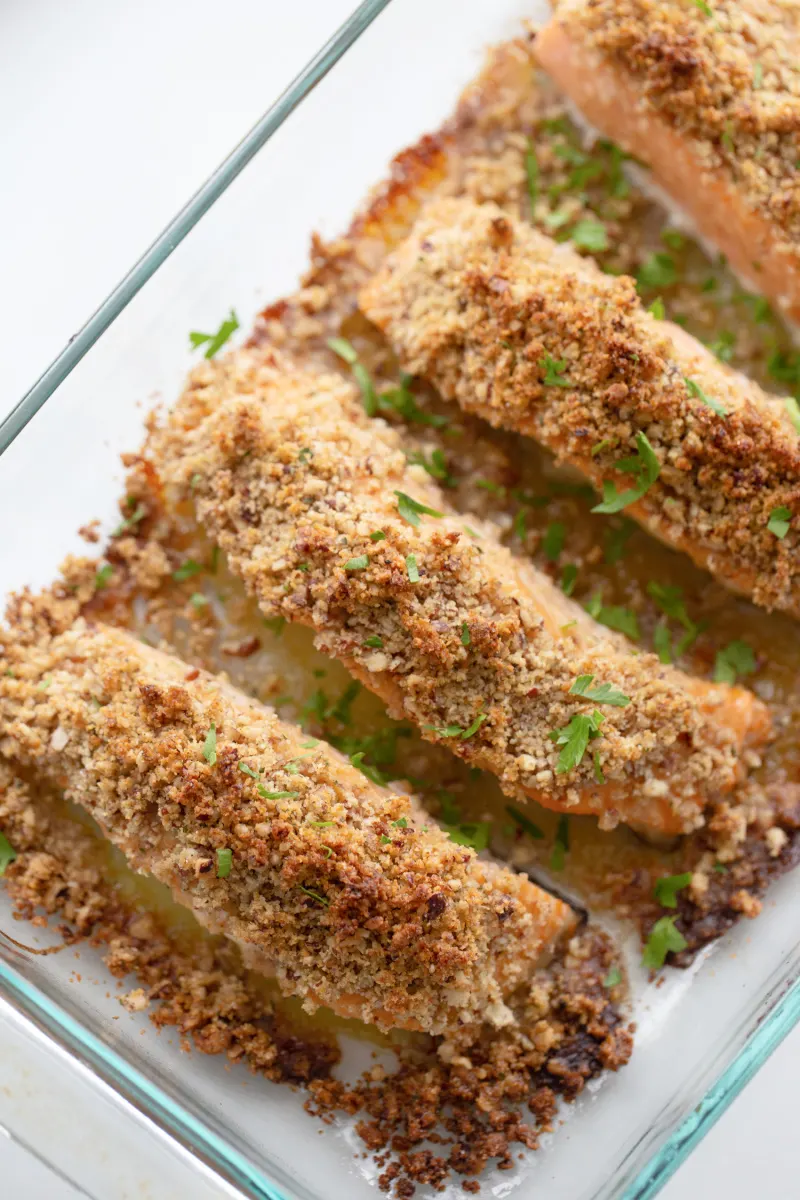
[2,0,800,1197]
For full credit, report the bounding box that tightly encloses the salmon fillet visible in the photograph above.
[0,620,574,1034]
[534,0,800,323]
[360,197,800,618]
[149,347,770,838]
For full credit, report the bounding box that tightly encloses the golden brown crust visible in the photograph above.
[145,347,762,835]
[360,197,800,616]
[0,620,570,1033]
[544,0,800,253]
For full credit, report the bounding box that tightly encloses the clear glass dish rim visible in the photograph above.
[2,1,800,1195]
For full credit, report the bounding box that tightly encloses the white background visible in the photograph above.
[1,0,797,1195]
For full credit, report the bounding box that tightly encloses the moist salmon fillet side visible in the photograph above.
[0,621,576,1034]
[533,0,800,324]
[150,347,771,839]
[360,197,800,618]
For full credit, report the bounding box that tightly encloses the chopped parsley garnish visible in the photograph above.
[173,558,204,583]
[112,501,147,538]
[297,562,310,573]
[550,711,604,774]
[646,582,702,656]
[550,815,570,871]
[592,431,660,515]
[654,871,692,908]
[654,621,673,664]
[512,509,527,542]
[543,521,565,562]
[37,677,52,690]
[392,817,408,829]
[525,139,538,212]
[406,554,420,583]
[585,594,641,641]
[685,376,727,417]
[477,478,506,494]
[768,506,791,538]
[753,63,764,88]
[593,752,606,784]
[713,862,728,874]
[259,787,298,800]
[561,564,578,596]
[604,518,635,564]
[263,616,286,636]
[380,372,448,427]
[591,438,617,457]
[311,820,334,829]
[661,228,685,251]
[203,722,217,766]
[767,347,800,389]
[95,564,113,590]
[691,0,713,14]
[239,763,260,779]
[505,804,545,840]
[604,966,622,989]
[714,640,756,684]
[569,219,608,253]
[0,832,17,876]
[408,447,454,487]
[298,885,329,907]
[461,623,471,647]
[190,593,209,609]
[785,398,800,434]
[190,310,239,359]
[380,834,392,845]
[426,712,487,740]
[370,530,387,542]
[394,491,443,526]
[446,822,491,851]
[540,354,573,388]
[636,253,677,292]
[363,635,383,648]
[708,331,735,364]
[569,674,631,707]
[326,336,379,416]
[642,915,687,969]
[344,555,369,571]
[216,848,232,878]
[648,297,666,319]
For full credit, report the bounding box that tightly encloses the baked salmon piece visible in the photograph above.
[0,621,574,1034]
[534,0,800,323]
[151,348,771,839]
[360,197,800,618]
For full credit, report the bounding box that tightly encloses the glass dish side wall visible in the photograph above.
[2,2,800,1198]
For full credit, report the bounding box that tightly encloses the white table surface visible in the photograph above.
[1,0,798,1195]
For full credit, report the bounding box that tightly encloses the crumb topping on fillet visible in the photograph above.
[149,348,755,834]
[0,621,569,1033]
[546,0,800,250]
[360,197,800,616]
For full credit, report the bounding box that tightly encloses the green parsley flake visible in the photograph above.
[593,752,606,784]
[604,518,635,565]
[203,722,217,766]
[753,63,764,88]
[646,583,702,656]
[653,621,673,665]
[344,555,369,571]
[550,711,604,774]
[647,296,666,319]
[370,530,387,542]
[685,376,727,417]
[785,398,800,434]
[540,354,573,388]
[392,817,409,829]
[406,554,420,583]
[505,804,545,840]
[258,787,298,800]
[190,310,239,359]
[298,885,329,907]
[561,564,578,596]
[543,521,566,562]
[768,506,791,539]
[592,431,660,514]
[363,635,383,648]
[604,966,622,989]
[326,337,379,416]
[585,595,641,641]
[591,438,617,457]
[446,822,491,852]
[0,831,17,876]
[94,564,113,590]
[216,848,232,878]
[461,623,471,647]
[408,447,455,487]
[298,447,313,464]
[190,593,209,609]
[661,228,685,250]
[654,871,692,909]
[112,502,147,538]
[394,491,443,527]
[714,640,756,684]
[642,915,687,969]
[239,763,260,779]
[637,253,677,291]
[173,558,204,583]
[569,219,608,253]
[708,331,736,364]
[550,815,570,871]
[380,834,392,845]
[569,674,631,707]
[513,509,527,540]
[426,712,487,740]
[380,373,448,428]
[525,139,538,212]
